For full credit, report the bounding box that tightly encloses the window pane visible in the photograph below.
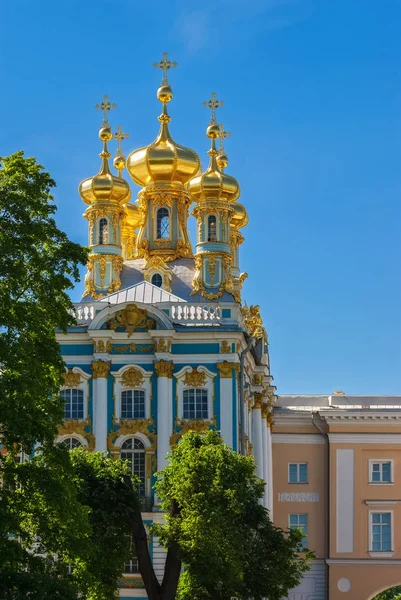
[372,463,380,472]
[289,514,299,526]
[382,463,391,482]
[371,471,381,482]
[382,513,391,524]
[183,389,208,419]
[289,464,298,482]
[299,464,308,482]
[372,514,381,523]
[157,208,169,239]
[299,514,308,525]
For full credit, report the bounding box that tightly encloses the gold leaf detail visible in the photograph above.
[182,368,207,387]
[121,368,145,388]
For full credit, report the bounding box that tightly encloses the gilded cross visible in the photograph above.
[218,124,232,152]
[95,95,116,124]
[153,52,178,85]
[113,125,130,155]
[203,92,224,124]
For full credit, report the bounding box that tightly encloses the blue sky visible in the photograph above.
[1,0,400,394]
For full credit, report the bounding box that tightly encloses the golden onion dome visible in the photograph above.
[126,85,201,187]
[187,125,240,203]
[123,202,142,230]
[231,202,248,229]
[79,125,131,205]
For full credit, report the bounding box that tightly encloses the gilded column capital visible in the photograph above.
[154,360,174,378]
[253,393,263,409]
[217,361,240,378]
[91,360,111,379]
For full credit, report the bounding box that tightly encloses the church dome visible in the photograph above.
[187,124,239,203]
[123,202,142,229]
[127,85,201,188]
[79,125,131,205]
[231,202,248,229]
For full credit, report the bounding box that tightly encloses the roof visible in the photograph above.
[100,281,186,305]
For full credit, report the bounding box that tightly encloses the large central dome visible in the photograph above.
[127,85,200,188]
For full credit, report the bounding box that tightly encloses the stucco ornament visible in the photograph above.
[154,360,174,378]
[183,368,207,388]
[91,360,111,379]
[120,368,145,388]
[63,368,82,388]
[217,361,240,379]
[107,304,155,337]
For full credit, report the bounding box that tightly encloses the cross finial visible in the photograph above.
[203,92,224,125]
[218,124,232,153]
[113,125,130,156]
[95,95,117,125]
[153,52,178,85]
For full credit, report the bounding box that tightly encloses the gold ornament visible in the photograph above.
[217,361,240,379]
[154,338,171,352]
[220,340,231,353]
[108,417,157,453]
[183,368,207,388]
[58,418,95,451]
[242,304,265,339]
[63,368,82,388]
[107,304,155,337]
[170,416,216,445]
[154,360,174,378]
[120,368,145,388]
[253,393,263,409]
[91,360,111,379]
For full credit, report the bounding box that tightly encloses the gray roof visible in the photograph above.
[120,258,197,301]
[100,281,186,305]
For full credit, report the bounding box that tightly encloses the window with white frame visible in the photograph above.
[370,512,392,552]
[124,537,139,574]
[183,388,208,419]
[121,438,146,497]
[289,513,308,548]
[61,389,84,419]
[369,460,393,484]
[121,390,145,419]
[288,463,308,484]
[62,437,82,449]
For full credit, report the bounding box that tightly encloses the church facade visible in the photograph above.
[56,55,401,600]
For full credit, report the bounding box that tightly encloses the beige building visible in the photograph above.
[273,392,401,600]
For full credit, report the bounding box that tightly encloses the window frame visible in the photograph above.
[369,510,394,555]
[156,207,170,240]
[112,366,152,422]
[62,437,82,450]
[369,459,394,485]
[98,217,109,245]
[61,388,85,420]
[207,214,217,242]
[120,437,147,497]
[120,389,146,420]
[151,273,163,288]
[288,462,308,484]
[288,513,308,548]
[183,388,209,420]
[174,366,216,422]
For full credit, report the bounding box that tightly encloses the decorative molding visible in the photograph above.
[253,393,263,409]
[154,360,174,379]
[154,338,171,353]
[272,434,326,445]
[58,418,95,451]
[220,340,231,353]
[62,368,82,388]
[327,558,401,566]
[216,361,240,379]
[329,433,401,444]
[183,368,207,388]
[278,492,319,502]
[91,360,111,379]
[365,500,396,506]
[107,304,155,337]
[121,367,145,388]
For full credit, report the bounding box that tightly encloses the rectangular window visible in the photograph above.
[183,389,208,419]
[289,513,308,548]
[61,389,84,420]
[369,460,393,484]
[124,537,139,574]
[289,463,308,483]
[121,390,145,419]
[370,512,392,552]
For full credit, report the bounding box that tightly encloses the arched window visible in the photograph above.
[99,218,108,244]
[207,215,217,242]
[121,390,145,419]
[121,438,146,496]
[62,437,82,449]
[156,208,169,239]
[183,389,208,419]
[151,273,163,288]
[61,389,84,420]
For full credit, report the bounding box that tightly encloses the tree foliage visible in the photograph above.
[0,151,88,450]
[373,587,401,600]
[134,431,313,600]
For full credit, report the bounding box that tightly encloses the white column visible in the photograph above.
[91,360,110,452]
[266,420,274,518]
[155,360,174,472]
[217,364,234,448]
[252,396,264,484]
[261,410,268,509]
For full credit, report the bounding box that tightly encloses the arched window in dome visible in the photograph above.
[99,218,109,244]
[62,437,82,450]
[151,273,163,288]
[120,438,146,497]
[183,388,208,419]
[156,208,169,239]
[207,215,217,242]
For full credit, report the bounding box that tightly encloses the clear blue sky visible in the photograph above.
[1,0,400,395]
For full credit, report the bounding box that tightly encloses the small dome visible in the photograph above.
[126,100,200,188]
[231,202,248,229]
[123,202,142,230]
[79,127,131,206]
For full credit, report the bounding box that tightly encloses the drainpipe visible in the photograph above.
[312,412,329,599]
[239,339,256,455]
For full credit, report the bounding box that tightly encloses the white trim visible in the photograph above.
[329,433,401,444]
[369,459,394,484]
[272,434,326,445]
[365,501,396,506]
[174,366,216,421]
[56,433,88,448]
[113,432,152,450]
[111,365,152,421]
[327,558,401,565]
[369,509,394,553]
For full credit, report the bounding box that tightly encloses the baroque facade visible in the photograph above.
[57,55,399,600]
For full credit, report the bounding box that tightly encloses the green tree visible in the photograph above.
[133,431,313,600]
[0,151,88,450]
[373,586,401,600]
